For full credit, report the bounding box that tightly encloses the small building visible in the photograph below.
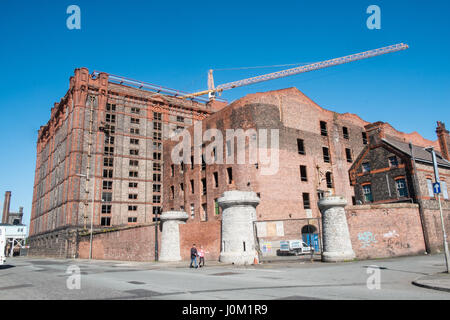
[349,121,450,252]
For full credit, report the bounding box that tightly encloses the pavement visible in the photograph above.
[1,254,450,300]
[412,272,450,293]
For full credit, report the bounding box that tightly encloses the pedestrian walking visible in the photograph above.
[190,244,198,268]
[198,245,207,267]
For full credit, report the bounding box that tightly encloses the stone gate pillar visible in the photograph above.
[218,191,260,265]
[159,211,188,262]
[318,196,355,262]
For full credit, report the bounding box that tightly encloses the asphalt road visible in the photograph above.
[0,254,449,300]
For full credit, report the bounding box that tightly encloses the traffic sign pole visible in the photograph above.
[426,147,450,273]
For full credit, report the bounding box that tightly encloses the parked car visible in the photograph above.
[278,240,312,256]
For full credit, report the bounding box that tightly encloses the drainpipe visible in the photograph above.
[410,142,431,253]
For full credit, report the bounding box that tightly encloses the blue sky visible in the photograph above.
[0,0,449,226]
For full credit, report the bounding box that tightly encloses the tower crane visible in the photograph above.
[181,43,409,101]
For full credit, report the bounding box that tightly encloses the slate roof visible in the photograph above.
[382,138,450,168]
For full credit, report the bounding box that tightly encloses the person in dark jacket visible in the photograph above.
[190,244,198,268]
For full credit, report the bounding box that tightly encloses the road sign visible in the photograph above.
[433,182,441,194]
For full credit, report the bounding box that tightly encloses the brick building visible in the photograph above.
[163,88,440,230]
[349,121,450,252]
[1,191,24,226]
[28,68,225,257]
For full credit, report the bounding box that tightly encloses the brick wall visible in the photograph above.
[346,203,426,259]
[179,220,221,261]
[78,223,160,261]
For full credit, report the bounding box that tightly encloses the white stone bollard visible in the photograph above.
[318,196,355,262]
[159,211,188,262]
[218,190,260,265]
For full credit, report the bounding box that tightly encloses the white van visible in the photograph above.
[0,226,6,265]
[279,240,311,256]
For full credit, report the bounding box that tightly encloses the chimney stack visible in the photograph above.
[2,191,11,224]
[364,121,387,146]
[436,121,450,161]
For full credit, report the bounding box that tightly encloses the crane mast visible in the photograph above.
[181,43,409,100]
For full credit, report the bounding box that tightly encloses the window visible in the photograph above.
[105,114,115,123]
[109,126,115,134]
[128,217,137,223]
[153,184,161,193]
[130,149,139,156]
[177,115,184,123]
[190,179,194,194]
[345,148,352,162]
[170,186,175,199]
[128,194,138,200]
[190,155,194,169]
[297,139,305,155]
[153,195,161,203]
[302,193,311,209]
[102,192,112,202]
[171,164,174,176]
[227,167,233,184]
[104,158,113,167]
[129,160,139,166]
[102,181,112,190]
[128,205,137,211]
[154,122,162,131]
[129,171,138,178]
[442,181,449,200]
[362,132,368,145]
[129,182,138,188]
[190,204,195,219]
[106,103,116,112]
[352,196,356,205]
[226,140,232,157]
[426,179,434,197]
[395,178,408,197]
[343,127,349,139]
[300,165,307,182]
[180,183,184,192]
[153,206,161,215]
[153,112,162,120]
[104,146,114,156]
[326,172,333,188]
[130,128,140,135]
[213,172,219,187]
[131,117,140,124]
[153,173,161,182]
[130,138,139,145]
[214,199,220,215]
[153,163,161,171]
[131,107,140,114]
[362,162,371,173]
[105,136,115,144]
[153,152,161,160]
[153,142,162,150]
[201,203,207,221]
[202,155,206,170]
[153,132,162,140]
[103,169,113,178]
[320,121,328,136]
[101,205,111,214]
[101,217,111,226]
[363,184,373,202]
[202,178,207,195]
[322,147,330,163]
[388,156,399,167]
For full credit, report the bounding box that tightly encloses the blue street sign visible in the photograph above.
[433,182,441,194]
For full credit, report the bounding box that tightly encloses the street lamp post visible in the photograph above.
[425,146,450,273]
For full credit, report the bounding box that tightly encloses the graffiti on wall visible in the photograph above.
[358,231,378,248]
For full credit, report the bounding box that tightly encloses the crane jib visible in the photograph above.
[215,43,408,91]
